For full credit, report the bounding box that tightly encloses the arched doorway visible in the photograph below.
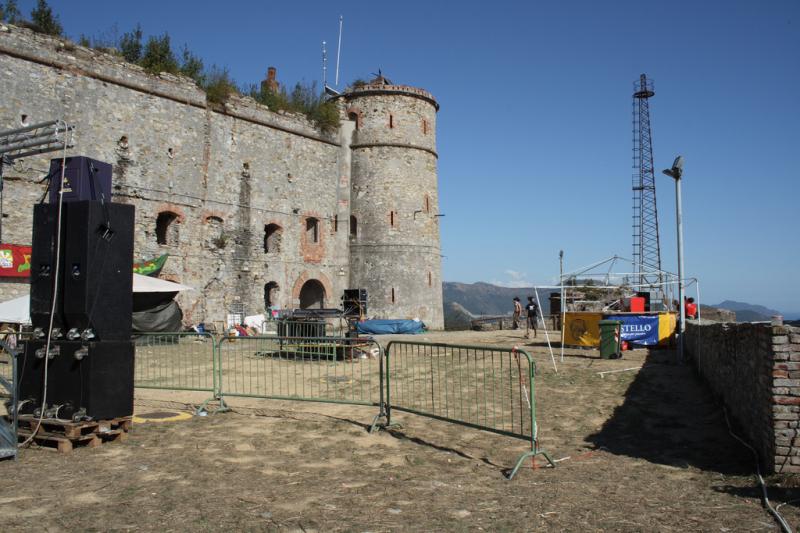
[299,279,326,309]
[264,281,279,310]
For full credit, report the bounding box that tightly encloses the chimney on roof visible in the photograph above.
[261,67,279,93]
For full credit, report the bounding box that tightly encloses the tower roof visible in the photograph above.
[342,75,439,111]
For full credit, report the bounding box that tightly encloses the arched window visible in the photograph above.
[306,217,319,244]
[299,279,326,309]
[264,223,282,253]
[156,211,179,245]
[349,215,358,237]
[264,281,279,309]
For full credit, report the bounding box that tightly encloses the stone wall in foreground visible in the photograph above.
[686,321,800,473]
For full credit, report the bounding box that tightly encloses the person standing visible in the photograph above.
[512,297,522,329]
[685,297,698,319]
[525,296,539,339]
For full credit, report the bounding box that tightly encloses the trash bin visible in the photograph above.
[599,320,623,359]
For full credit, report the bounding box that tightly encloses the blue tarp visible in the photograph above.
[604,314,660,346]
[355,319,426,335]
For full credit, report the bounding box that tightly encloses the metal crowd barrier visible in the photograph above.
[217,336,383,407]
[273,318,349,339]
[133,332,217,396]
[381,341,554,478]
[0,339,18,460]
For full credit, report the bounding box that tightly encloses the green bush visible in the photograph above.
[203,67,238,104]
[30,0,61,36]
[250,81,339,132]
[140,33,178,75]
[119,24,143,63]
[180,45,204,85]
[0,1,21,23]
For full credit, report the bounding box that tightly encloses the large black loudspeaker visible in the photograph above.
[48,156,112,204]
[18,340,135,420]
[30,204,65,331]
[63,201,135,340]
[29,201,135,340]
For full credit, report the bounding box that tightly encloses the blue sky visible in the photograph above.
[20,0,800,312]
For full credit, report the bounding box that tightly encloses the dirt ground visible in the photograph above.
[2,329,800,531]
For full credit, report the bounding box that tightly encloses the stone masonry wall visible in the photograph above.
[686,321,800,473]
[0,24,445,330]
[345,87,443,328]
[0,24,350,328]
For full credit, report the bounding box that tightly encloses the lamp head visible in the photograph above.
[662,155,684,180]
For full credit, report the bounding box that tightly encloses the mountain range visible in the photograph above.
[442,282,796,327]
[713,300,798,322]
[443,282,553,316]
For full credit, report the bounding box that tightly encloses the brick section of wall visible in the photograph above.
[686,321,800,473]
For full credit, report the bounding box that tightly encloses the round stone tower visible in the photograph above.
[343,75,443,329]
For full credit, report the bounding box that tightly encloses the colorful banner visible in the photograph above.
[607,314,660,346]
[563,312,603,347]
[0,244,32,278]
[133,254,169,277]
[658,312,677,346]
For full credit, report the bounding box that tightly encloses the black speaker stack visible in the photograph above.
[19,156,136,422]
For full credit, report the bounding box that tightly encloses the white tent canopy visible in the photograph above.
[132,273,193,293]
[0,275,193,324]
[0,296,30,324]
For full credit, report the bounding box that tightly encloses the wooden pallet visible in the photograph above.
[15,415,132,453]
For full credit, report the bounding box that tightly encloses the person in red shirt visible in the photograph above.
[684,297,698,319]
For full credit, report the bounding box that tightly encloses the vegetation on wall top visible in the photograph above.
[0,0,340,133]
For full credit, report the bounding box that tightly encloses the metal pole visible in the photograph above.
[0,156,5,244]
[559,251,565,363]
[675,174,685,363]
[335,15,343,87]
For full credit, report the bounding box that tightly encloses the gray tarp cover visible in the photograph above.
[132,299,183,333]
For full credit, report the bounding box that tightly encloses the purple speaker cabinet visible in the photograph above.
[48,156,112,204]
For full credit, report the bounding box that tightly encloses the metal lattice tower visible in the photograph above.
[631,74,663,290]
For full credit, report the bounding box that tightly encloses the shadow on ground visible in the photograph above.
[587,349,752,475]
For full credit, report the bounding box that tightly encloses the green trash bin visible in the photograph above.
[599,320,623,359]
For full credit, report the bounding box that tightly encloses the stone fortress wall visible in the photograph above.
[0,24,443,329]
[686,320,800,473]
[345,87,443,328]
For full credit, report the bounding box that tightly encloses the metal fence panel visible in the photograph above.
[218,336,382,406]
[134,332,216,393]
[384,341,553,478]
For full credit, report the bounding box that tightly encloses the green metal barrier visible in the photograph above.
[272,318,349,338]
[134,332,217,409]
[380,341,554,479]
[217,336,383,408]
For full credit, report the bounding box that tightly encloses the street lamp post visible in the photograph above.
[663,156,685,363]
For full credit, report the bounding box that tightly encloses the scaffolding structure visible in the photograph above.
[631,74,664,295]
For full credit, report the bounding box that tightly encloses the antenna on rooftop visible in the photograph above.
[322,40,328,88]
[335,15,343,87]
[324,16,343,97]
